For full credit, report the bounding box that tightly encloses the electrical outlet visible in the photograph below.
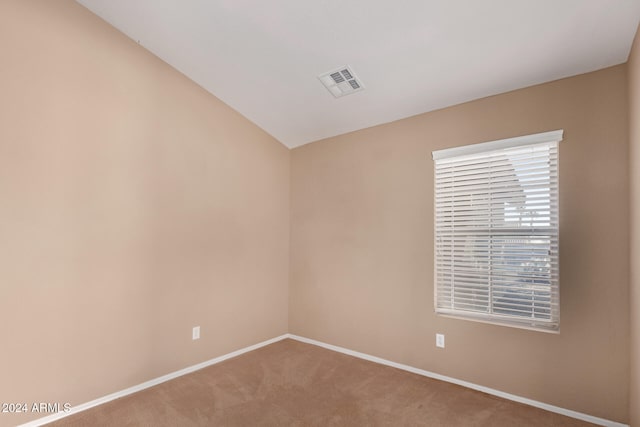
[192,326,200,340]
[436,333,445,348]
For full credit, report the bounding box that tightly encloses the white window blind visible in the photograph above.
[432,130,562,332]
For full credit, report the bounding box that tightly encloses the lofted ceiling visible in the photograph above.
[76,0,640,148]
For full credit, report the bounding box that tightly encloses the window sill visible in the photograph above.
[435,311,560,334]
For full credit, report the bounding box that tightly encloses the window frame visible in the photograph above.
[432,130,563,333]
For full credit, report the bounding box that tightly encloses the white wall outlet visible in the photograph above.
[436,333,445,348]
[192,326,200,340]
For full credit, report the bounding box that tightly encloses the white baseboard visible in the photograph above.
[18,334,289,427]
[19,333,628,427]
[287,334,628,427]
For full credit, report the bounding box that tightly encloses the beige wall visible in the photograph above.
[290,65,630,423]
[629,23,640,427]
[0,1,289,426]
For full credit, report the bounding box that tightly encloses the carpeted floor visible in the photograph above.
[48,339,595,426]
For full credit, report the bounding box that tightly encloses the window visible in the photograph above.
[432,130,562,332]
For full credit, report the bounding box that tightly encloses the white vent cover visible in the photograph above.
[318,66,364,98]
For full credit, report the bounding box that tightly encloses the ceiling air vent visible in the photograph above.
[318,66,364,98]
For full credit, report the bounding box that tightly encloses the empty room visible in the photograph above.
[1,0,640,426]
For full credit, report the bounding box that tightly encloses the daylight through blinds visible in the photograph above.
[433,131,561,331]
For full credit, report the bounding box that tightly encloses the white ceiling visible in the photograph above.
[76,0,640,148]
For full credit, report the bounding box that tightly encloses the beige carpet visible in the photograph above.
[48,339,595,426]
